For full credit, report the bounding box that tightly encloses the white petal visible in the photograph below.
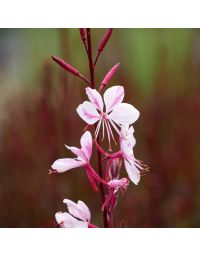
[126,134,136,150]
[77,200,91,222]
[121,124,135,137]
[120,137,135,158]
[51,158,83,173]
[120,125,136,155]
[63,199,90,222]
[55,212,69,226]
[86,87,103,112]
[77,101,100,125]
[128,126,135,134]
[55,212,87,228]
[65,145,87,161]
[104,86,124,113]
[124,159,140,185]
[109,103,140,125]
[80,131,93,161]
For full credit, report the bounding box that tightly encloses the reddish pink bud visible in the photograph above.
[88,223,97,228]
[52,56,79,76]
[99,63,120,91]
[98,28,113,53]
[79,28,86,42]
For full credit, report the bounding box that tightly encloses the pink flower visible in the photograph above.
[55,199,96,228]
[51,131,92,173]
[51,131,105,191]
[108,178,130,193]
[120,125,149,185]
[102,178,130,211]
[76,86,140,148]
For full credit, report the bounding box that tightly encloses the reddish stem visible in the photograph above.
[86,28,108,228]
[93,140,107,156]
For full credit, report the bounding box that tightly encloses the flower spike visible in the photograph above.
[50,29,148,228]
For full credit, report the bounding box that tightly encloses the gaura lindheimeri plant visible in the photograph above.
[50,28,149,228]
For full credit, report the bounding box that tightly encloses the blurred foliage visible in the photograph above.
[0,29,200,227]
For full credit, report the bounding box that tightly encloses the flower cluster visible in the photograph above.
[50,29,149,228]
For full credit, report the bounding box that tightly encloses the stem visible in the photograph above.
[78,74,90,85]
[86,28,108,228]
[108,208,114,228]
[94,51,100,66]
[86,29,94,88]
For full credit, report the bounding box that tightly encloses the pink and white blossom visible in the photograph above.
[76,86,140,148]
[55,199,96,228]
[120,125,149,185]
[51,131,92,173]
[108,178,130,193]
[51,131,106,191]
[102,178,130,211]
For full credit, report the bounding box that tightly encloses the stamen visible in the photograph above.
[49,169,58,174]
[134,161,145,170]
[134,159,150,172]
[107,120,117,145]
[95,119,102,138]
[104,119,112,151]
[109,119,121,136]
[101,119,105,142]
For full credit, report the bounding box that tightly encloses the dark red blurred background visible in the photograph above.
[0,28,200,227]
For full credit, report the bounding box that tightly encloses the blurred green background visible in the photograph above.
[0,28,200,227]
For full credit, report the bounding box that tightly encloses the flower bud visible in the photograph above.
[79,28,86,42]
[98,28,113,53]
[100,63,120,91]
[52,56,79,76]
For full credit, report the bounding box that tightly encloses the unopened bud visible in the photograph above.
[52,56,79,76]
[79,28,86,42]
[98,28,113,53]
[100,63,120,91]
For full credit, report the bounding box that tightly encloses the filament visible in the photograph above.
[104,119,112,151]
[101,119,105,142]
[109,119,121,136]
[95,118,102,138]
[107,120,117,145]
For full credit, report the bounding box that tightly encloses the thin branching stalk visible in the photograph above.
[86,28,108,228]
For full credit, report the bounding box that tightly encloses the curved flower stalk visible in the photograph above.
[51,131,106,191]
[55,199,96,228]
[76,85,140,149]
